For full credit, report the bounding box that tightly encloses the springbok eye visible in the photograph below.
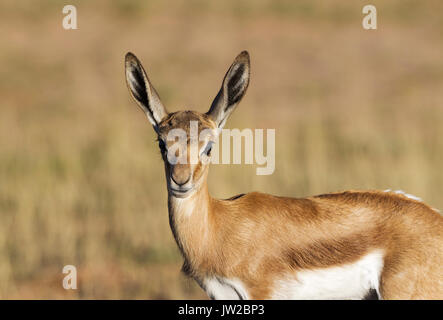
[202,141,213,157]
[158,139,167,153]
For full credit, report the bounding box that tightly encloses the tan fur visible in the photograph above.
[168,178,443,299]
[125,51,443,300]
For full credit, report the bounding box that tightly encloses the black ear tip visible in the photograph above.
[125,52,139,66]
[239,50,249,57]
[236,51,250,64]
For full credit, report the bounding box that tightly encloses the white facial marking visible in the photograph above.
[203,277,249,300]
[271,250,384,300]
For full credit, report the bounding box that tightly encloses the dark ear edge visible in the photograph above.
[207,51,250,129]
[125,52,167,130]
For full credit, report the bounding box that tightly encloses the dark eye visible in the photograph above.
[203,142,213,157]
[158,140,167,153]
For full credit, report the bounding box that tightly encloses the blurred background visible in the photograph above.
[0,0,442,299]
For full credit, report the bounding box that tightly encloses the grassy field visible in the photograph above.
[0,0,442,299]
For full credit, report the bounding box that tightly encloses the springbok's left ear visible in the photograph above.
[206,51,250,129]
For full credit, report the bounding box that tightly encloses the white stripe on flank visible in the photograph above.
[271,250,385,300]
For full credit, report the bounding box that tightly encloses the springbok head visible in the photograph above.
[125,51,250,198]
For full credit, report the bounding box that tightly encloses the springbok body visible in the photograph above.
[125,51,443,299]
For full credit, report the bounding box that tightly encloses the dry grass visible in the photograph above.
[0,0,442,299]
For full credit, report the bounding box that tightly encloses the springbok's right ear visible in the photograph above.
[125,52,168,132]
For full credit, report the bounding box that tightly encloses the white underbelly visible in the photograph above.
[271,250,385,299]
[202,276,250,300]
[201,250,384,300]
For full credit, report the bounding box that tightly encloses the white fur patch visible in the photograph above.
[271,250,385,300]
[171,197,195,218]
[384,189,441,213]
[203,277,250,300]
[384,189,423,202]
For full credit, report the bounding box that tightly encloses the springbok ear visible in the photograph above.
[206,51,250,129]
[125,52,168,132]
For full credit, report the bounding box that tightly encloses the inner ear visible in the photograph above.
[125,52,168,130]
[206,51,250,129]
[127,63,149,105]
[227,63,248,106]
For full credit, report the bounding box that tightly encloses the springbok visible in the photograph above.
[125,51,443,300]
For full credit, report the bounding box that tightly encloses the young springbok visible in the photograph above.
[125,51,443,300]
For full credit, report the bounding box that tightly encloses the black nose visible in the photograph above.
[171,175,190,186]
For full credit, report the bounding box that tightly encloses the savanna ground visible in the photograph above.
[0,0,442,299]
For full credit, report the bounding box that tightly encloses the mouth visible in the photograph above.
[169,187,193,198]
